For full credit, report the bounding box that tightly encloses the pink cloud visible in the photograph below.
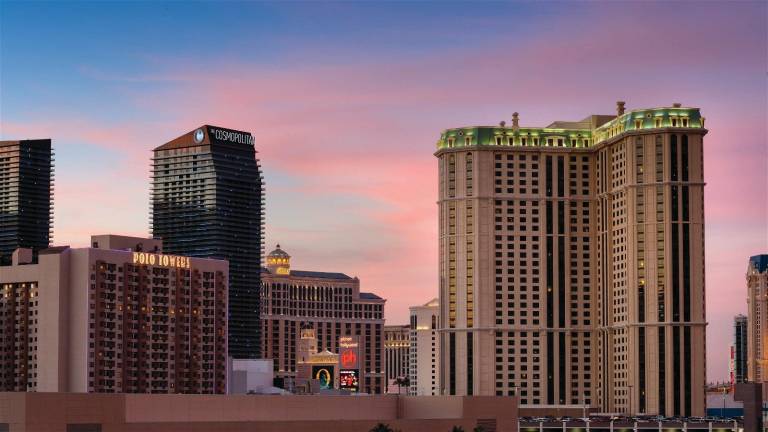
[1,1,764,383]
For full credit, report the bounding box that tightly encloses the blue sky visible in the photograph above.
[1,1,767,382]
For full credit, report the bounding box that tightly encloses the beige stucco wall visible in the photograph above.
[0,393,519,432]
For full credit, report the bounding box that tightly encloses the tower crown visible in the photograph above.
[267,244,291,275]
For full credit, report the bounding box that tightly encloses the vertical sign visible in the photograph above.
[339,336,360,392]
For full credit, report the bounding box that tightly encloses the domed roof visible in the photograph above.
[268,244,290,258]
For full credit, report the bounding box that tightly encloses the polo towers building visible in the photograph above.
[152,126,264,359]
[0,235,228,393]
[435,102,706,416]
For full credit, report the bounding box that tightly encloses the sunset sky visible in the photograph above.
[1,1,765,382]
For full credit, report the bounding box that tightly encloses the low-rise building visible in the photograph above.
[0,392,519,432]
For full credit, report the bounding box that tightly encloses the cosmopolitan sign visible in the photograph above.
[132,252,191,269]
[210,127,254,145]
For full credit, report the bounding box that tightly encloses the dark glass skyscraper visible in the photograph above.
[151,126,264,359]
[734,314,748,384]
[0,139,53,265]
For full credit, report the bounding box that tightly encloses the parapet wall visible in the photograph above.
[0,392,519,432]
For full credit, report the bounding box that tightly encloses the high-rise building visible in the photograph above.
[0,139,53,265]
[733,314,748,385]
[746,255,768,382]
[384,324,410,393]
[260,245,386,393]
[409,298,440,396]
[435,102,707,415]
[0,235,228,393]
[151,126,264,359]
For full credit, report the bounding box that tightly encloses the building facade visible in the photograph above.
[733,314,748,385]
[0,235,228,393]
[746,255,768,383]
[409,298,440,396]
[0,392,519,432]
[151,125,264,359]
[0,139,53,265]
[384,324,410,393]
[260,245,386,393]
[435,102,707,416]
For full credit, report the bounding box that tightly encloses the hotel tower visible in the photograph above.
[152,126,264,359]
[435,102,706,416]
[746,255,768,383]
[0,139,53,265]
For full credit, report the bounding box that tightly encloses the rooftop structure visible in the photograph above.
[437,104,705,151]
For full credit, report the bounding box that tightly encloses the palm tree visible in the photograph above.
[394,376,411,394]
[369,423,394,432]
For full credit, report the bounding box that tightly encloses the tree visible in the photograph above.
[370,423,394,432]
[451,427,465,432]
[473,426,485,432]
[394,376,411,394]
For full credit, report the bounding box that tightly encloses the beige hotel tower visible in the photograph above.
[435,102,706,416]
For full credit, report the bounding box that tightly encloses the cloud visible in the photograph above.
[1,0,764,382]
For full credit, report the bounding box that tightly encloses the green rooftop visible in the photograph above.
[436,106,704,151]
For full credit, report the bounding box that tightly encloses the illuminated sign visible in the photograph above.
[338,336,360,370]
[132,252,191,269]
[210,127,254,145]
[311,365,334,390]
[339,336,359,349]
[339,369,359,392]
[194,128,204,144]
[341,349,357,369]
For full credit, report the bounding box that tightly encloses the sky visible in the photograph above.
[0,1,766,383]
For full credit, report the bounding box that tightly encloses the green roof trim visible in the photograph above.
[436,107,704,150]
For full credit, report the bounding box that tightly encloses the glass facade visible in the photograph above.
[151,126,264,359]
[0,139,53,265]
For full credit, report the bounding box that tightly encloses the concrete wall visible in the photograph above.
[0,393,519,432]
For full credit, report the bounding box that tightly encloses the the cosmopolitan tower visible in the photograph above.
[152,126,264,359]
[435,102,706,416]
[0,139,53,265]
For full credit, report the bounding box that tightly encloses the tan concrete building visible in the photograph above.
[409,298,440,396]
[0,235,228,394]
[261,245,386,393]
[746,255,768,382]
[384,324,410,393]
[435,102,707,416]
[0,392,518,432]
